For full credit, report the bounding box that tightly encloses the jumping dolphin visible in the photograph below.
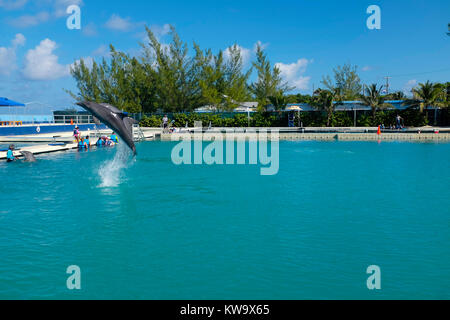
[20,151,36,162]
[76,101,137,155]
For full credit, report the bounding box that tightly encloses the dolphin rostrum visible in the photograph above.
[20,151,36,162]
[76,101,137,155]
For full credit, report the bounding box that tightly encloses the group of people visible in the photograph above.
[95,134,119,147]
[379,115,405,130]
[74,126,119,150]
[162,115,181,133]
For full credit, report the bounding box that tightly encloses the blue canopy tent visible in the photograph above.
[0,97,25,107]
[0,97,26,125]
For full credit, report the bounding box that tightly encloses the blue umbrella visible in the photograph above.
[0,97,25,107]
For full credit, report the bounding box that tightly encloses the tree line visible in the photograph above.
[69,25,449,126]
[69,25,288,113]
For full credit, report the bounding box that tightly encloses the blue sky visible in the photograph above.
[0,0,449,113]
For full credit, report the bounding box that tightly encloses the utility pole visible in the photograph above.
[384,76,391,95]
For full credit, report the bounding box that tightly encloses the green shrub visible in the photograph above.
[222,117,235,127]
[140,115,161,127]
[297,112,327,127]
[139,108,442,128]
[233,114,249,127]
[400,109,428,127]
[357,114,372,127]
[252,112,273,127]
[332,112,353,127]
[173,113,188,127]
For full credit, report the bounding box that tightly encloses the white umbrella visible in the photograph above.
[285,105,303,112]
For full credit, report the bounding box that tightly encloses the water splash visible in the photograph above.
[98,143,133,188]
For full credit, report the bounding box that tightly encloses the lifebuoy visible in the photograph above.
[36,126,41,133]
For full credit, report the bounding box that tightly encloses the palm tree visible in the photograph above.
[408,81,446,113]
[386,91,406,100]
[268,91,288,112]
[405,81,447,125]
[311,88,342,127]
[359,84,393,122]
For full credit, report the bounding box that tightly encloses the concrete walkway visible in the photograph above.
[160,129,450,142]
[0,128,155,160]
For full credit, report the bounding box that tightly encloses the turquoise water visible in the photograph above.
[0,141,449,299]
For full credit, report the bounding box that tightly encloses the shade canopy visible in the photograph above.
[0,97,25,107]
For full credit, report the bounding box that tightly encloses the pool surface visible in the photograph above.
[0,141,449,299]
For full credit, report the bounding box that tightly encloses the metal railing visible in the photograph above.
[132,124,146,141]
[53,115,96,124]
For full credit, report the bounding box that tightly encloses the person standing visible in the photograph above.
[162,115,169,131]
[396,115,403,129]
[73,126,81,142]
[6,145,15,162]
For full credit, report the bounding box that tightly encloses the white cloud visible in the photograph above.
[12,33,26,47]
[362,65,372,72]
[0,33,26,76]
[92,44,110,57]
[224,44,252,66]
[71,56,94,71]
[253,40,269,52]
[275,59,312,91]
[8,11,50,28]
[403,79,417,95]
[151,23,171,39]
[22,39,71,80]
[53,0,83,18]
[105,14,135,31]
[83,22,98,37]
[4,1,83,28]
[0,0,28,10]
[223,41,268,67]
[137,23,172,44]
[0,48,16,74]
